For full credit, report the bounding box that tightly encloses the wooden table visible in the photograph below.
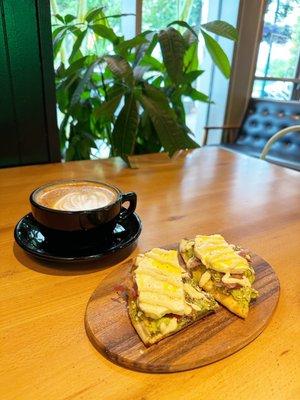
[0,147,299,400]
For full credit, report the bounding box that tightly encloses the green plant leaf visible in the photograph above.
[200,30,231,78]
[183,41,198,72]
[52,26,68,40]
[183,28,198,47]
[91,24,119,44]
[201,20,238,41]
[56,85,70,111]
[158,27,185,84]
[104,55,134,86]
[106,84,127,99]
[65,144,75,161]
[184,87,210,103]
[170,94,186,125]
[70,62,97,107]
[136,111,162,154]
[111,93,139,160]
[133,66,149,81]
[115,33,150,56]
[85,7,105,22]
[139,85,199,156]
[151,75,163,87]
[69,30,87,63]
[134,32,157,66]
[100,13,134,20]
[64,14,77,24]
[82,131,98,149]
[86,7,134,23]
[168,20,198,41]
[53,14,65,24]
[53,29,68,59]
[140,54,164,71]
[183,70,204,83]
[61,56,92,77]
[92,93,123,122]
[59,113,70,151]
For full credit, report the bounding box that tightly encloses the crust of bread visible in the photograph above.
[127,300,163,346]
[200,278,248,318]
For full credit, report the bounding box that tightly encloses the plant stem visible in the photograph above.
[101,72,108,101]
[180,0,193,24]
[77,0,87,23]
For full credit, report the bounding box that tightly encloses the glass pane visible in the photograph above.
[142,0,202,32]
[255,0,300,79]
[252,79,293,100]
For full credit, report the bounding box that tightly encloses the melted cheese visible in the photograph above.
[145,248,184,271]
[183,283,207,300]
[134,251,186,319]
[194,234,250,274]
[199,271,211,287]
[222,272,251,287]
[137,303,169,319]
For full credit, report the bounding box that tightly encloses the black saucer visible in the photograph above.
[14,212,142,263]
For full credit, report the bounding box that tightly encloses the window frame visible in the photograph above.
[252,0,300,101]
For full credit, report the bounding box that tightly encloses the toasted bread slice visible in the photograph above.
[179,237,258,319]
[126,248,218,346]
[128,295,216,346]
[192,270,249,318]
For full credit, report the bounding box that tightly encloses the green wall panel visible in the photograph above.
[0,0,60,167]
[0,0,20,166]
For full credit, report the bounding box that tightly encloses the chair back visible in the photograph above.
[232,98,300,169]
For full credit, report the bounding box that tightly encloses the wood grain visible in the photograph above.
[0,148,299,400]
[85,251,280,373]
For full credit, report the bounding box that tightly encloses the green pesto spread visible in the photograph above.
[231,286,258,308]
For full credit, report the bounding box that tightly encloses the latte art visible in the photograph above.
[53,191,112,211]
[34,181,118,211]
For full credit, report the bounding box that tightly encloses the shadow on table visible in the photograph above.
[13,242,137,276]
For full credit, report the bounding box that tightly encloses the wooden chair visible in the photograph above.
[203,98,300,171]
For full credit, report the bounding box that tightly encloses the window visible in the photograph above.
[252,0,300,101]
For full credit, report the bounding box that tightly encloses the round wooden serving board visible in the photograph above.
[85,250,280,373]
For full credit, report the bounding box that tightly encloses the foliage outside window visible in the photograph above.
[142,0,202,32]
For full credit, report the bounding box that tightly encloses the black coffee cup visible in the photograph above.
[30,180,137,232]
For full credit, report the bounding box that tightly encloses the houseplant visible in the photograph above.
[52,7,237,163]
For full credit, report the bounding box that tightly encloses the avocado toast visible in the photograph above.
[179,234,258,318]
[123,248,218,346]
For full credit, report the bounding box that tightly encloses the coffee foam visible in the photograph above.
[34,181,117,211]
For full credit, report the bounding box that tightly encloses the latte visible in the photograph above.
[34,181,118,211]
